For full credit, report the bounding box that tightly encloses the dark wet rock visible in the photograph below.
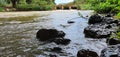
[102,17,119,24]
[53,38,71,45]
[51,47,62,52]
[105,14,114,17]
[84,24,116,38]
[49,54,57,57]
[88,14,103,24]
[100,44,120,57]
[110,54,118,57]
[84,14,119,38]
[68,21,75,24]
[118,21,120,26]
[107,38,120,45]
[77,49,99,57]
[36,29,65,41]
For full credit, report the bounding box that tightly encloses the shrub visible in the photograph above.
[117,32,120,40]
[79,4,92,10]
[94,2,116,13]
[114,12,120,20]
[0,7,4,12]
[16,4,53,11]
[111,6,120,13]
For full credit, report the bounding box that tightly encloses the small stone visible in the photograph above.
[68,21,75,24]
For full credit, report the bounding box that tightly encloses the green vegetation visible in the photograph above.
[117,32,120,39]
[114,12,120,19]
[0,7,4,11]
[74,0,120,14]
[92,0,120,14]
[74,0,92,10]
[0,0,55,11]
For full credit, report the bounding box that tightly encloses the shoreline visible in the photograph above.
[0,10,93,18]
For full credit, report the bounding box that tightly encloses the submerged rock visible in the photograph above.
[49,54,57,57]
[67,21,75,24]
[100,44,120,57]
[53,38,71,45]
[77,49,99,57]
[36,29,65,41]
[51,47,62,52]
[107,38,120,45]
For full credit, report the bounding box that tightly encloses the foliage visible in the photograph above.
[0,7,4,12]
[0,0,55,11]
[116,32,120,40]
[16,4,53,11]
[91,0,120,14]
[114,12,120,20]
[94,2,116,13]
[79,4,92,10]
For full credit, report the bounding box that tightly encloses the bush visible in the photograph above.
[94,2,116,13]
[111,6,120,13]
[0,7,4,12]
[79,4,92,10]
[117,32,120,40]
[114,12,120,19]
[16,4,53,11]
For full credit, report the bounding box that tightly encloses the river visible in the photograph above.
[0,10,107,57]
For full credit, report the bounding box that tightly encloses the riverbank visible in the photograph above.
[0,10,93,18]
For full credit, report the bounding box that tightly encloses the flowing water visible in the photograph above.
[0,10,107,57]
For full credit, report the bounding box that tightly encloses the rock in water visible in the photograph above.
[53,38,71,45]
[88,14,103,24]
[77,49,99,57]
[84,14,119,38]
[84,24,115,38]
[36,29,65,41]
[107,38,120,45]
[67,21,75,24]
[100,44,120,57]
[51,47,62,52]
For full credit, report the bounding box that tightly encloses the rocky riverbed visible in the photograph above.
[0,10,117,57]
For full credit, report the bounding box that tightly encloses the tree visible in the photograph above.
[11,0,19,8]
[26,0,32,4]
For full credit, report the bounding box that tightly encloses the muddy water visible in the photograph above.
[0,10,107,57]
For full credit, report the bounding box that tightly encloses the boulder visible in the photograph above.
[100,44,120,57]
[36,29,65,41]
[107,38,120,45]
[77,49,99,57]
[84,24,115,38]
[88,14,103,24]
